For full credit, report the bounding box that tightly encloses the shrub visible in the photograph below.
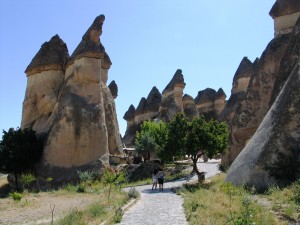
[113,207,123,223]
[10,192,22,201]
[127,187,139,199]
[20,173,36,188]
[77,184,85,193]
[77,170,99,183]
[294,179,300,204]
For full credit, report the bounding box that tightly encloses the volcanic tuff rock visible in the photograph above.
[22,35,69,134]
[123,87,162,146]
[21,15,123,184]
[123,69,225,145]
[182,94,199,121]
[221,26,292,166]
[226,62,300,191]
[108,80,118,99]
[159,69,185,122]
[270,0,300,36]
[226,1,300,189]
[194,88,226,120]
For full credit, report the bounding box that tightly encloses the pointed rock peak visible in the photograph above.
[233,57,254,80]
[182,94,194,102]
[195,88,217,104]
[108,80,118,99]
[216,88,226,99]
[123,105,136,120]
[145,86,162,112]
[25,34,69,76]
[269,0,300,18]
[70,15,107,63]
[162,69,186,94]
[82,15,105,42]
[136,97,147,115]
[147,86,162,101]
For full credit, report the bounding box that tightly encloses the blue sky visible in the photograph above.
[0,0,275,136]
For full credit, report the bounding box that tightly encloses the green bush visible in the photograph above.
[86,202,105,218]
[77,184,85,193]
[127,187,139,199]
[294,179,300,204]
[10,192,22,201]
[113,207,123,223]
[77,170,99,183]
[21,173,36,188]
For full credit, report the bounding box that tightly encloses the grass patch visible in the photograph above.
[179,173,288,225]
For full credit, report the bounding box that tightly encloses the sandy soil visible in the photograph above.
[0,179,103,225]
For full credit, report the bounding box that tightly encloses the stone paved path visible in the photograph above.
[119,160,220,225]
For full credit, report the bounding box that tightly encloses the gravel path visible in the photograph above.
[119,160,220,225]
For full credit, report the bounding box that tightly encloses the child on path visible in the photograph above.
[152,168,158,190]
[157,167,164,191]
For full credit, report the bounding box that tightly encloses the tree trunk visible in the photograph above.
[14,172,19,191]
[192,157,205,183]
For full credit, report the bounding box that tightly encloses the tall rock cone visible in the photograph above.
[35,15,122,183]
[160,69,185,122]
[22,35,69,134]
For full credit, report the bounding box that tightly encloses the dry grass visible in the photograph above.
[180,173,289,225]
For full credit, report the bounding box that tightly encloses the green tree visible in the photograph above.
[135,120,168,161]
[163,114,189,162]
[187,116,228,181]
[162,114,228,182]
[0,128,43,190]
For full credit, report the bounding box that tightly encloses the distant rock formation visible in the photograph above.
[123,69,224,146]
[21,15,123,184]
[108,80,118,99]
[195,88,226,121]
[183,94,199,121]
[226,3,300,190]
[159,69,186,122]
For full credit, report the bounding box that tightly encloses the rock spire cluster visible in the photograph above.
[21,15,123,184]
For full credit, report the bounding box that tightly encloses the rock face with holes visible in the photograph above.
[226,7,300,190]
[220,1,298,166]
[21,15,123,184]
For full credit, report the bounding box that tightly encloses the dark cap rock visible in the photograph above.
[269,0,300,18]
[233,57,254,81]
[216,88,226,99]
[69,15,106,63]
[135,97,147,115]
[25,35,69,76]
[123,105,136,121]
[145,86,162,113]
[195,88,217,104]
[162,69,186,94]
[108,80,118,99]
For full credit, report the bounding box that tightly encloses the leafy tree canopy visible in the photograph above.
[0,128,43,189]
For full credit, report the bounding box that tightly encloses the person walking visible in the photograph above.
[152,168,158,190]
[157,167,165,191]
